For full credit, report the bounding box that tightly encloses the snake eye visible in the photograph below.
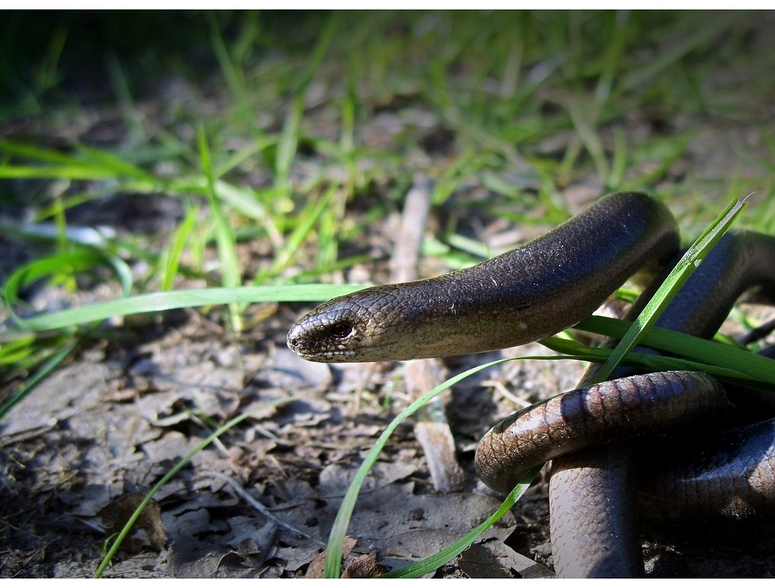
[330,322,353,339]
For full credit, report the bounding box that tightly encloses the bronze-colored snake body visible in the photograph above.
[638,416,775,520]
[474,371,729,493]
[287,192,678,362]
[287,192,775,577]
[543,228,775,576]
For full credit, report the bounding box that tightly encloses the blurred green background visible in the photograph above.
[2,9,774,385]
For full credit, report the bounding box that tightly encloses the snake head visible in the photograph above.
[287,306,360,362]
[287,285,407,362]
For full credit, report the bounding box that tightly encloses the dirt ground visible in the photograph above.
[3,11,775,579]
[3,281,775,578]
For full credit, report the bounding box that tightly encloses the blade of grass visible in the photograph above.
[275,91,303,197]
[576,315,775,388]
[93,394,300,578]
[77,144,157,182]
[291,253,373,283]
[209,12,253,126]
[594,11,630,107]
[213,135,277,178]
[210,180,275,224]
[0,140,84,166]
[229,11,261,66]
[0,334,37,364]
[619,133,692,192]
[499,26,523,99]
[619,12,745,92]
[275,13,339,195]
[106,52,146,144]
[35,22,67,93]
[0,339,78,421]
[540,335,763,386]
[50,179,69,258]
[340,55,358,157]
[0,164,120,181]
[198,125,242,332]
[566,97,609,182]
[379,465,542,578]
[160,205,199,291]
[254,183,338,284]
[0,140,155,182]
[323,356,514,578]
[315,188,345,271]
[592,197,747,384]
[607,124,628,190]
[4,249,133,309]
[6,284,366,332]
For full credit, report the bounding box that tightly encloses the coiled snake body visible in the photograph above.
[287,192,775,577]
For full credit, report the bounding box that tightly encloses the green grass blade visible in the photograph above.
[93,394,300,578]
[592,197,746,384]
[77,144,156,182]
[0,139,91,165]
[607,124,628,190]
[35,23,67,92]
[213,136,277,178]
[0,334,36,364]
[620,134,691,192]
[0,339,78,422]
[161,205,199,291]
[0,140,157,183]
[576,315,775,387]
[0,164,120,180]
[50,183,68,256]
[595,11,629,106]
[275,13,339,193]
[540,335,759,385]
[106,52,146,143]
[379,465,542,578]
[255,183,337,284]
[198,125,242,331]
[620,13,745,92]
[209,13,250,116]
[315,188,346,271]
[323,357,514,578]
[213,180,273,222]
[4,250,132,308]
[8,284,365,332]
[275,92,303,194]
[567,97,609,183]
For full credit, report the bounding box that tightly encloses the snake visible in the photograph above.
[286,191,775,577]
